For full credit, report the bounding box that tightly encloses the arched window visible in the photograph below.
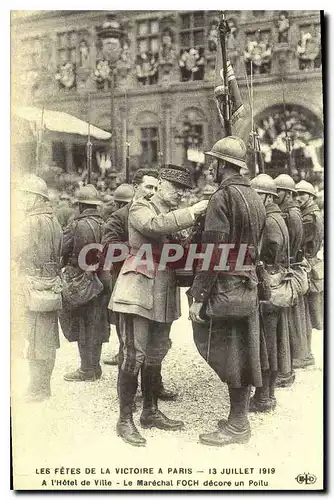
[255,104,323,178]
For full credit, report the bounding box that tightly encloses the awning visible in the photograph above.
[12,106,111,140]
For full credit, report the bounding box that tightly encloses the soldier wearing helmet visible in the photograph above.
[188,136,266,447]
[59,184,110,382]
[274,174,309,376]
[296,180,323,339]
[250,174,290,412]
[113,183,135,209]
[14,175,62,402]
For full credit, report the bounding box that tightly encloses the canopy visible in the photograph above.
[13,106,111,140]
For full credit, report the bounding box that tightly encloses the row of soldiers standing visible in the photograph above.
[13,134,323,449]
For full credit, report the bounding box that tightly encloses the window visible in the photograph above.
[137,19,159,54]
[136,18,160,85]
[179,11,206,49]
[297,24,321,71]
[140,127,158,165]
[57,31,78,65]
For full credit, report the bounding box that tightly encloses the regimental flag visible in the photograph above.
[214,41,244,128]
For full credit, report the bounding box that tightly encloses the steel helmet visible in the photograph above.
[74,184,102,205]
[296,180,317,197]
[251,174,278,197]
[274,174,297,193]
[205,136,247,169]
[113,183,134,203]
[20,174,50,200]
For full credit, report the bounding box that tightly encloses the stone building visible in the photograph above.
[11,10,323,181]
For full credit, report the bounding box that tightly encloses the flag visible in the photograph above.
[214,41,244,127]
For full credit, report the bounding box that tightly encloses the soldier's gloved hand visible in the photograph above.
[189,200,209,218]
[189,301,206,323]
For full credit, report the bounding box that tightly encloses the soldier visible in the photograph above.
[102,183,134,222]
[102,172,158,367]
[110,164,208,447]
[250,174,290,412]
[274,174,307,379]
[55,192,76,228]
[296,180,323,338]
[189,136,266,446]
[15,175,63,402]
[60,185,110,382]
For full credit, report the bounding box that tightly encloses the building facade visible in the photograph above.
[11,10,323,180]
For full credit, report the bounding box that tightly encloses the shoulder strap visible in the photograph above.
[231,185,264,264]
[267,212,291,268]
[149,201,161,216]
[85,217,102,243]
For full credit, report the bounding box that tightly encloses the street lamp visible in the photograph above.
[97,15,124,170]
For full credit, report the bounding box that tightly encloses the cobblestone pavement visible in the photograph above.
[12,290,324,490]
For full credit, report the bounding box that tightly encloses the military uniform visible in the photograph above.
[189,137,266,447]
[110,164,204,447]
[250,174,290,412]
[279,193,308,366]
[297,181,324,352]
[15,176,62,401]
[60,186,109,381]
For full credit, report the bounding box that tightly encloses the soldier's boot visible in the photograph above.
[103,353,119,366]
[24,360,51,403]
[92,343,103,379]
[140,363,178,402]
[116,370,146,447]
[276,370,296,388]
[249,371,273,413]
[64,342,97,382]
[157,364,178,401]
[201,386,251,446]
[140,364,184,431]
[40,356,56,398]
[269,371,277,409]
[117,367,137,412]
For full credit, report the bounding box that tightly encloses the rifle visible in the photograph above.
[36,105,45,172]
[245,60,265,177]
[124,88,130,183]
[281,76,294,176]
[86,93,92,184]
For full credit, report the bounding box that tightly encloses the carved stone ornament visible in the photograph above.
[55,61,76,88]
[159,27,176,73]
[179,48,205,82]
[244,30,273,74]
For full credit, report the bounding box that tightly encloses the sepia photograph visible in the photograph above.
[10,8,325,491]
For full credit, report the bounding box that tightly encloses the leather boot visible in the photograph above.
[140,364,184,431]
[116,370,146,447]
[269,371,277,409]
[92,343,103,379]
[200,386,251,447]
[249,371,274,413]
[276,370,296,388]
[24,360,51,402]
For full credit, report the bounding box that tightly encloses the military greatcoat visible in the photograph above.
[260,202,290,374]
[190,174,266,388]
[110,195,195,323]
[59,208,109,344]
[280,197,308,361]
[15,203,63,360]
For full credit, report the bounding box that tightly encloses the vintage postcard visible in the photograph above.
[11,9,325,491]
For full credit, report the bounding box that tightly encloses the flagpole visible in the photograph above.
[218,12,232,136]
